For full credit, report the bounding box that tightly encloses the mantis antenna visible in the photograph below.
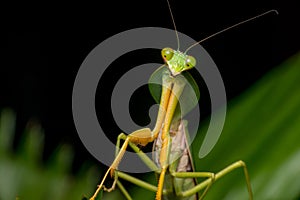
[184,9,278,53]
[166,0,180,50]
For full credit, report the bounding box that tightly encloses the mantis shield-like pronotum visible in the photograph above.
[89,1,278,199]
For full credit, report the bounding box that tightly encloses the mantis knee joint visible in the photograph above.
[237,160,246,167]
[118,133,127,140]
[210,172,215,182]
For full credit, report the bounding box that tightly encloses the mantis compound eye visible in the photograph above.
[185,55,196,69]
[161,47,174,61]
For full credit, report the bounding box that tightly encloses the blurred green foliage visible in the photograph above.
[0,109,100,200]
[192,52,300,199]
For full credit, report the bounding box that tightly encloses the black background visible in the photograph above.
[1,0,298,172]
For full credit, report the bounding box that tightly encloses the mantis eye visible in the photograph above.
[161,48,174,61]
[185,56,196,69]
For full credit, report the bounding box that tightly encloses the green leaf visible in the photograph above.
[191,52,300,199]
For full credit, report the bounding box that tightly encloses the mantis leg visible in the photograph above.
[90,70,174,200]
[105,175,156,200]
[117,171,158,192]
[104,133,159,192]
[170,171,215,200]
[172,160,253,200]
[156,75,186,200]
[116,180,133,200]
[90,71,179,200]
[89,128,155,200]
[105,136,165,199]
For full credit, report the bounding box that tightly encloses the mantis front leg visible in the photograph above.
[156,74,186,200]
[89,128,155,200]
[90,71,180,200]
[104,132,160,192]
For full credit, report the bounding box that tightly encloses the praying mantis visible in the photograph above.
[88,1,278,199]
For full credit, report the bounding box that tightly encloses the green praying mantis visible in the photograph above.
[89,1,278,199]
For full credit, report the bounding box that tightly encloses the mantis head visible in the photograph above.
[161,47,196,76]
